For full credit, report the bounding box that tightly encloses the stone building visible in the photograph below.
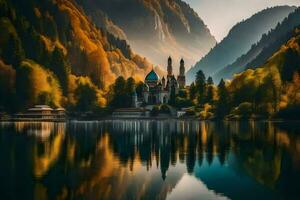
[142,57,186,105]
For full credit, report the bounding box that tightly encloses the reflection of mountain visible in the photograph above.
[1,121,300,200]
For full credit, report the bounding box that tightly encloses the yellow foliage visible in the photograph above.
[40,35,67,55]
[68,74,106,107]
[284,72,300,106]
[56,0,153,88]
[21,60,62,107]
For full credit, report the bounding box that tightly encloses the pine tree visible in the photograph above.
[2,34,24,67]
[216,79,230,118]
[189,82,197,100]
[50,47,70,95]
[195,70,206,105]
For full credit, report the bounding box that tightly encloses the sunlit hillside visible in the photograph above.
[75,0,216,71]
[0,0,156,111]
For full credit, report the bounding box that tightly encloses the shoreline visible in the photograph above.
[1,117,300,123]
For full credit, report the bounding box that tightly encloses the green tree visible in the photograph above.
[135,81,144,98]
[215,79,230,118]
[205,85,215,104]
[189,82,197,100]
[207,76,214,85]
[15,65,33,110]
[0,61,16,111]
[50,47,70,95]
[2,34,24,66]
[169,85,176,106]
[195,70,206,105]
[109,76,127,108]
[75,82,97,111]
[124,77,136,107]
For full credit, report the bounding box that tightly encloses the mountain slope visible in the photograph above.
[186,6,296,82]
[227,27,300,112]
[0,0,154,86]
[0,0,155,110]
[215,8,300,81]
[75,0,216,71]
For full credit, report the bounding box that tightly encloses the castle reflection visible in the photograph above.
[0,120,300,200]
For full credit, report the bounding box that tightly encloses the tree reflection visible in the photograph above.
[0,120,300,200]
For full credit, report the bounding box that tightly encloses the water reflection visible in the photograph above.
[0,120,300,200]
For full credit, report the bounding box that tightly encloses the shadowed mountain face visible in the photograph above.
[214,8,300,81]
[186,6,296,83]
[75,0,216,71]
[0,0,155,87]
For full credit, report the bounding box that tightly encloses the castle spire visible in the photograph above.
[167,56,172,77]
[180,58,185,76]
[178,58,186,89]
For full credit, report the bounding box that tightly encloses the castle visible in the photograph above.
[142,57,186,105]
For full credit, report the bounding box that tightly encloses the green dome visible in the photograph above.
[145,69,159,81]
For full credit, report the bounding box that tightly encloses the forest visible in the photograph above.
[0,0,300,120]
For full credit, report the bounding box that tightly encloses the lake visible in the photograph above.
[0,120,300,200]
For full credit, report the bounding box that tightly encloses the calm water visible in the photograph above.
[0,120,300,200]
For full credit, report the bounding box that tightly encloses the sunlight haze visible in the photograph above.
[185,0,300,41]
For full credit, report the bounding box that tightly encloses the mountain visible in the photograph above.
[226,26,300,113]
[0,0,156,110]
[215,8,300,81]
[186,6,296,83]
[75,0,216,71]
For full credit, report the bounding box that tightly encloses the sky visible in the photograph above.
[185,0,300,41]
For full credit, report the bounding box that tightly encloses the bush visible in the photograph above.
[175,97,193,108]
[276,104,300,119]
[185,109,196,116]
[150,105,160,116]
[160,104,171,114]
[232,102,253,117]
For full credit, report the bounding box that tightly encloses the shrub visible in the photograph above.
[150,105,160,116]
[233,102,253,117]
[276,104,300,119]
[160,104,171,114]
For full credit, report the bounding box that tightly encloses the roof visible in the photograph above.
[145,69,159,81]
[27,105,54,111]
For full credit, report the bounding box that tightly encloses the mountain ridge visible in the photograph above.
[186,5,296,83]
[214,7,300,81]
[75,0,216,71]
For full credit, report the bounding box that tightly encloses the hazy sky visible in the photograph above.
[185,0,300,41]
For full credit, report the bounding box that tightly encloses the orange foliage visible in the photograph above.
[68,74,106,107]
[21,60,62,107]
[284,72,300,106]
[56,0,153,87]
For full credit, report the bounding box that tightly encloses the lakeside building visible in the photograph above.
[14,105,66,121]
[142,57,186,105]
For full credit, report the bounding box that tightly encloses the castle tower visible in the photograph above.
[167,56,173,78]
[180,58,185,76]
[177,58,186,89]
